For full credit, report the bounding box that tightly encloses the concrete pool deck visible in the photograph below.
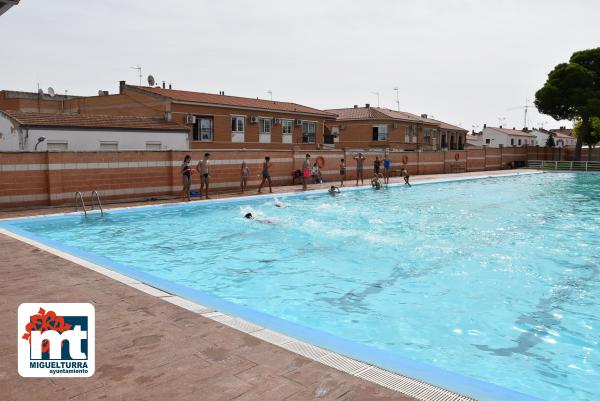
[0,169,538,401]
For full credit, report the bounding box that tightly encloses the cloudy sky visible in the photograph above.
[1,0,598,130]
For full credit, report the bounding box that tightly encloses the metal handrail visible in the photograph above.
[90,190,104,216]
[74,192,87,216]
[528,160,600,171]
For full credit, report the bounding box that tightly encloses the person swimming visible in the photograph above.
[328,185,341,196]
[371,174,382,190]
[244,212,276,224]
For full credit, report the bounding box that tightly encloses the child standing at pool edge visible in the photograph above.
[240,161,249,193]
[181,155,192,201]
[258,156,273,194]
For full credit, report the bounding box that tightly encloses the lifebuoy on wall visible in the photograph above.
[316,156,325,168]
[454,152,460,161]
[402,155,409,164]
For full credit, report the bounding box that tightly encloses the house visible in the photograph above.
[481,126,537,147]
[0,110,190,151]
[324,105,467,150]
[59,81,337,150]
[531,128,576,148]
[466,133,483,147]
[0,0,19,16]
[0,90,81,113]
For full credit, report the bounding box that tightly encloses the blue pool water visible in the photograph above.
[6,173,600,401]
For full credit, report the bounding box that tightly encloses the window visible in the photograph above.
[99,141,118,151]
[47,141,68,151]
[282,120,293,144]
[231,116,245,142]
[486,138,491,144]
[193,117,214,141]
[302,121,316,143]
[510,138,515,145]
[259,118,272,143]
[404,127,410,143]
[412,125,418,143]
[146,142,161,151]
[518,139,521,146]
[372,124,388,141]
[424,128,431,144]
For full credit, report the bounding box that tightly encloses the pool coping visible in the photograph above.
[0,171,547,401]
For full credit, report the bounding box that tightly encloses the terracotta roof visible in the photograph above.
[131,86,336,118]
[1,110,188,131]
[426,118,467,132]
[485,127,537,138]
[326,107,426,123]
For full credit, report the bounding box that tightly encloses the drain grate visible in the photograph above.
[315,352,371,375]
[280,341,330,360]
[251,329,294,345]
[207,314,263,333]
[162,296,213,314]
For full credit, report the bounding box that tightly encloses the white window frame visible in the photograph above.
[372,124,388,141]
[195,117,214,142]
[282,120,293,144]
[259,117,272,143]
[46,141,68,151]
[412,125,418,143]
[302,121,317,144]
[424,128,431,144]
[404,127,410,143]
[231,115,245,143]
[145,141,162,151]
[99,141,118,151]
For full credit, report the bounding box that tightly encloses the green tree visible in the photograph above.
[535,47,600,160]
[573,117,600,160]
[545,133,555,147]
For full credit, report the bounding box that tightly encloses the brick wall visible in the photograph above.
[0,146,536,210]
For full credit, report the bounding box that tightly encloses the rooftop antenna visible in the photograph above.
[47,87,55,98]
[507,98,534,129]
[498,116,506,127]
[147,75,155,87]
[267,90,273,100]
[371,91,380,108]
[130,65,142,86]
[393,87,400,111]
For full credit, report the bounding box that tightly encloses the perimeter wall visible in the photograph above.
[0,146,570,209]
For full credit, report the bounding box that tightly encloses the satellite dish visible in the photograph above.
[48,87,55,97]
[147,75,155,86]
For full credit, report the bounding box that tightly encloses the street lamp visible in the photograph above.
[34,136,46,151]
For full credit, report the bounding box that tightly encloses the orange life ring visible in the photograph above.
[402,155,409,164]
[316,156,325,169]
[454,152,460,161]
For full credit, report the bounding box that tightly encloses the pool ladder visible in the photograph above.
[74,190,104,217]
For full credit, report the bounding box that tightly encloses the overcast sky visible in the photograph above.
[1,0,598,130]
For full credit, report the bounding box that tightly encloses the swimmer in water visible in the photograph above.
[244,212,276,224]
[328,186,341,196]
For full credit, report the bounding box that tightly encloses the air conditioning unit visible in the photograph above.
[272,118,281,125]
[295,119,302,126]
[185,115,196,124]
[250,116,258,124]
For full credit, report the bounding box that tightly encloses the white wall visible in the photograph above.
[0,114,190,151]
[0,113,20,150]
[482,127,537,148]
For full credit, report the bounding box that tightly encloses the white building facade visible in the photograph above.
[0,110,190,152]
[481,127,537,148]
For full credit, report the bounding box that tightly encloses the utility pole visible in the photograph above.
[267,90,273,100]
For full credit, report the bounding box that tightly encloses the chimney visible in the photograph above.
[353,105,358,108]
[499,125,502,128]
[483,123,486,129]
[162,81,165,89]
[365,103,370,108]
[168,83,172,90]
[119,80,126,94]
[513,127,516,130]
[421,114,428,119]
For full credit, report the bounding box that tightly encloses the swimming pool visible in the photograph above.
[3,172,599,401]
